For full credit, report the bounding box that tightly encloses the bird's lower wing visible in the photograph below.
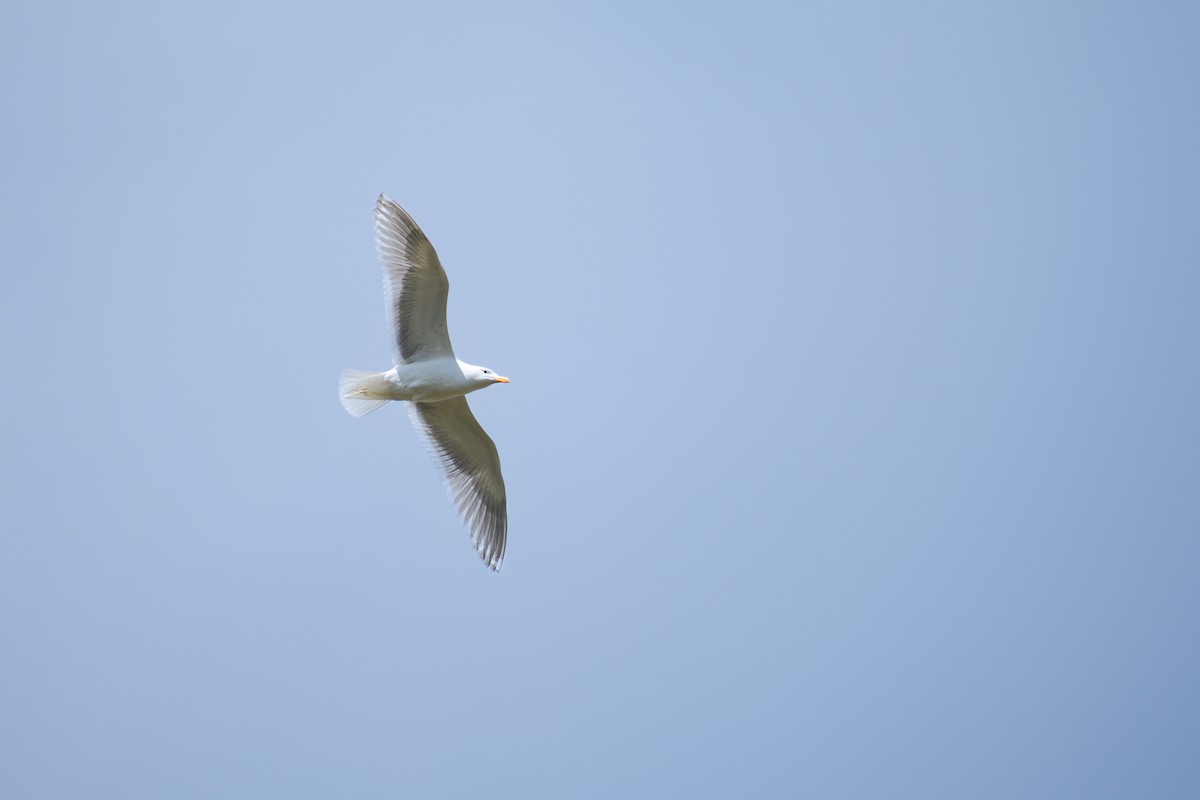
[408,397,507,570]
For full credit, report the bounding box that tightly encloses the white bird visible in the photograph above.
[340,194,510,570]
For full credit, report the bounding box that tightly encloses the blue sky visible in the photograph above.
[2,2,1199,797]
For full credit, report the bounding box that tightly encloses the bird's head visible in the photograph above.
[469,364,510,387]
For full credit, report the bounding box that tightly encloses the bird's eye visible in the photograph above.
[483,369,490,374]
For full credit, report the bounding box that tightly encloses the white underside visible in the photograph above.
[339,357,481,416]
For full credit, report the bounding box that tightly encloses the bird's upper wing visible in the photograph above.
[409,397,508,570]
[375,194,455,364]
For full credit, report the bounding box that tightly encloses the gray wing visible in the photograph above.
[375,194,455,364]
[409,397,507,570]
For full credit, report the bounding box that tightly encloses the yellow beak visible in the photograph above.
[494,375,510,383]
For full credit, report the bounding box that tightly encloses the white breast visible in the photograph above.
[388,358,475,402]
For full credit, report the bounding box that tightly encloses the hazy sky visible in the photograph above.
[3,2,1198,797]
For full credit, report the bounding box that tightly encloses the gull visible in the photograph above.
[339,194,510,570]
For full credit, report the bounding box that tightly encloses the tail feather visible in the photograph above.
[339,369,392,417]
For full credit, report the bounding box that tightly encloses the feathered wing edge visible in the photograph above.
[408,398,508,571]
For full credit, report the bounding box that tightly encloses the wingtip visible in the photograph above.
[374,194,412,230]
[479,546,504,572]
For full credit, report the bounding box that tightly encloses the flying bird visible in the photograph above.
[340,194,510,570]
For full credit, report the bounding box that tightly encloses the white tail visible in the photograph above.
[339,369,392,417]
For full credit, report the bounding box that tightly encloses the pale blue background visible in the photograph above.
[3,2,1198,797]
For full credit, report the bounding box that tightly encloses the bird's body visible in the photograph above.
[339,195,510,570]
[351,358,500,404]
